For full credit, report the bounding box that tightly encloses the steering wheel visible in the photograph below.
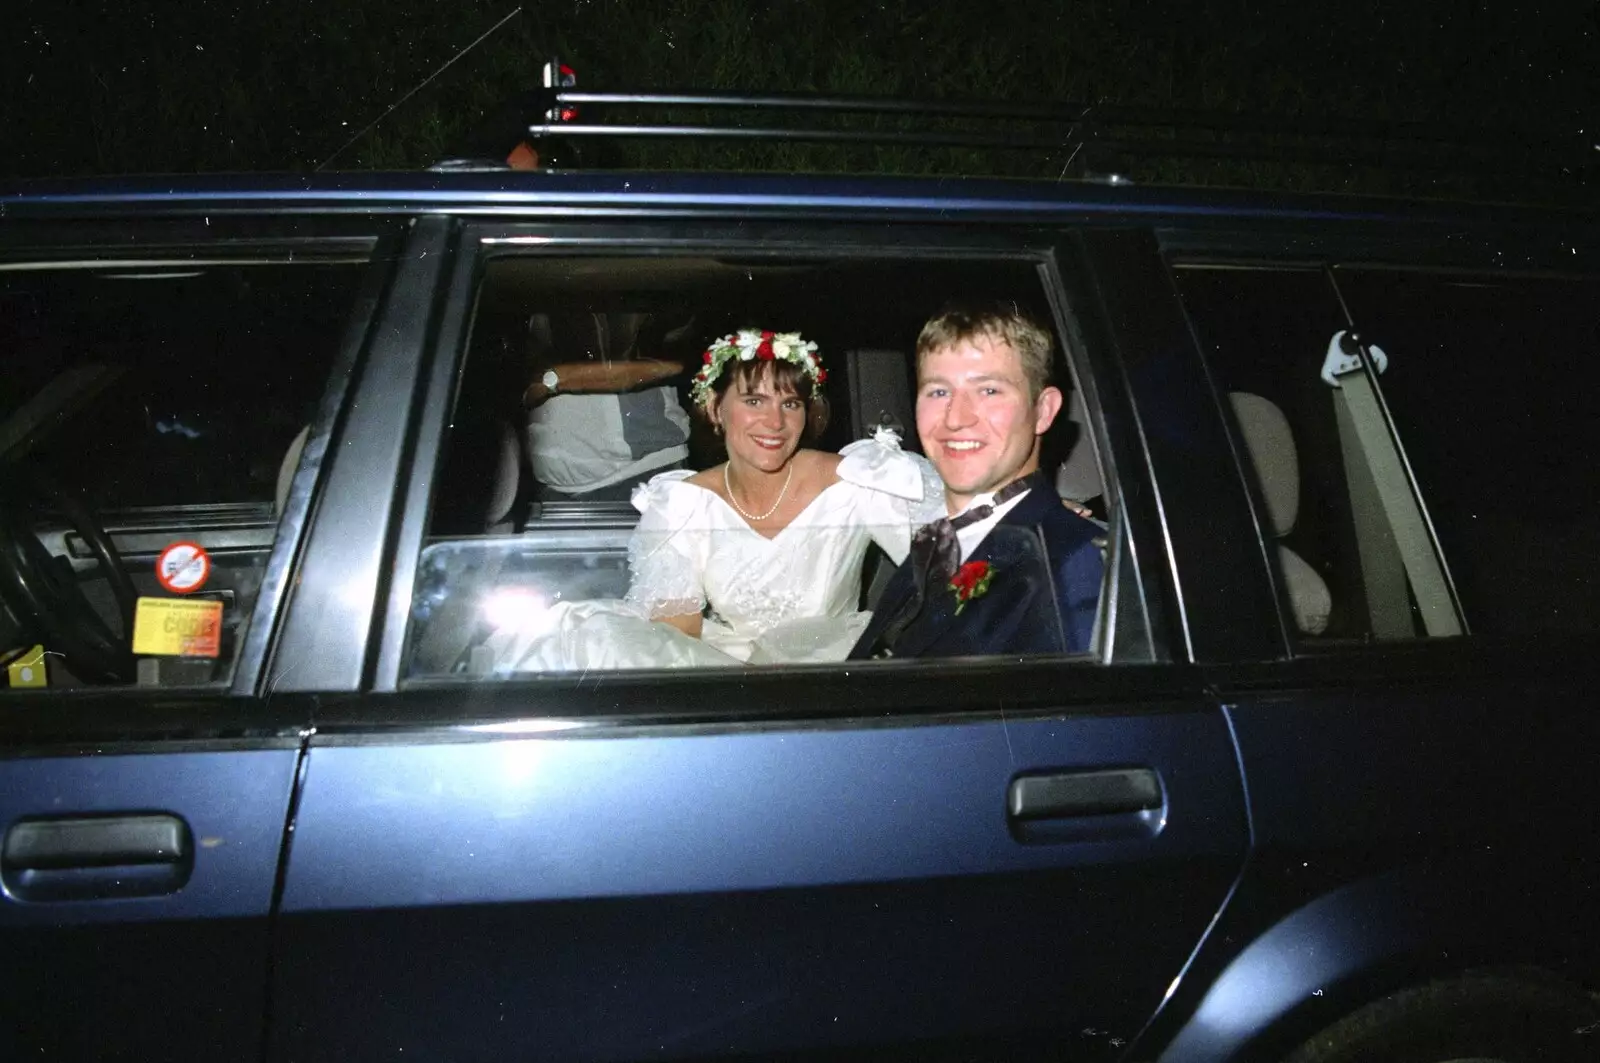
[0,467,138,683]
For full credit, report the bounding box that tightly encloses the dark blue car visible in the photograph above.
[1,166,1597,1063]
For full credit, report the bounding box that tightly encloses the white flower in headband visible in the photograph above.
[690,329,825,408]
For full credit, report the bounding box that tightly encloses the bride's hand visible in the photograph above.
[1062,499,1093,519]
[658,612,704,640]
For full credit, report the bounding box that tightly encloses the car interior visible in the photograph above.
[0,259,363,688]
[0,252,1113,687]
[406,254,1105,677]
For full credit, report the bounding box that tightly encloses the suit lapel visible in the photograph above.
[890,475,1057,658]
[856,557,919,655]
[888,541,991,658]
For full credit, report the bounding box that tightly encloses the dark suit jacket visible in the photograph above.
[848,473,1105,659]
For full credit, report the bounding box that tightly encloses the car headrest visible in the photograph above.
[1228,392,1299,538]
[1277,544,1332,635]
[485,419,520,530]
[845,349,919,453]
[1054,390,1103,502]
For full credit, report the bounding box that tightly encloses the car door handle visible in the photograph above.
[2,813,193,902]
[1008,768,1163,821]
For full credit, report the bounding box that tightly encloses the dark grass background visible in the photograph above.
[4,0,1596,200]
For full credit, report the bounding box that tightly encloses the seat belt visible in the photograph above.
[1321,330,1463,637]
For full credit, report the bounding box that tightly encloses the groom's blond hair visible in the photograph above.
[916,301,1055,401]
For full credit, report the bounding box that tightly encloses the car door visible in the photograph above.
[1137,246,1600,1061]
[266,220,1255,1062]
[0,215,396,1062]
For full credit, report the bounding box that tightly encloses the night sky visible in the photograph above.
[4,1,1597,189]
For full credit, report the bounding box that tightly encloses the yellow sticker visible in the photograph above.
[7,645,48,688]
[132,597,223,658]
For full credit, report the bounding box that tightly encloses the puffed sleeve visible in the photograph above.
[836,427,946,564]
[623,471,707,620]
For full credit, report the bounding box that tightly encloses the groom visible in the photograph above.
[850,302,1105,660]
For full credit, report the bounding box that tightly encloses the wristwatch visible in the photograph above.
[541,369,560,392]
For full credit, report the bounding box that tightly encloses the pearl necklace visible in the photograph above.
[724,460,794,522]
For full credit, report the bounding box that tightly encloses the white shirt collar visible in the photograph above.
[953,485,1032,562]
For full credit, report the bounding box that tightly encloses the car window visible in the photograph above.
[1331,269,1600,637]
[0,256,371,690]
[1172,266,1375,643]
[1174,262,1599,646]
[402,253,1118,681]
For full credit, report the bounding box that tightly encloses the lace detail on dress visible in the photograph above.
[623,475,706,620]
[708,579,811,638]
[624,527,704,619]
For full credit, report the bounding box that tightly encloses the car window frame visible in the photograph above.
[0,215,399,731]
[1157,222,1600,676]
[353,219,1175,718]
[1324,262,1600,645]
[262,216,453,696]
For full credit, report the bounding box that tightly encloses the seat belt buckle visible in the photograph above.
[1321,329,1389,387]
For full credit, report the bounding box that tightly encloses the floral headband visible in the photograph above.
[690,330,826,408]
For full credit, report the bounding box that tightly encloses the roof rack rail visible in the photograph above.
[453,60,1593,187]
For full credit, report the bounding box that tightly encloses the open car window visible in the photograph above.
[0,255,371,690]
[1173,263,1600,646]
[403,252,1121,682]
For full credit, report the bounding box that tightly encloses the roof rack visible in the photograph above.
[447,60,1592,189]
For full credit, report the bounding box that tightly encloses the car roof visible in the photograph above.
[1,168,1594,232]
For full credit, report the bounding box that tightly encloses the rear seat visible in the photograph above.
[1055,389,1104,510]
[1229,392,1332,636]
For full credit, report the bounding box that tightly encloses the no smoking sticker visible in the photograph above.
[155,541,211,594]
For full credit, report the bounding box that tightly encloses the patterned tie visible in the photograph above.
[870,478,1032,657]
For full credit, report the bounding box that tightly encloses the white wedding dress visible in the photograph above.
[484,432,943,673]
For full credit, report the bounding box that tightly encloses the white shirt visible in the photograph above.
[953,487,1032,562]
[525,387,690,493]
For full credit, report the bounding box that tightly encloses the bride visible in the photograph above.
[484,329,943,673]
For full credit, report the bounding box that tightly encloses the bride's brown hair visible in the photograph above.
[697,356,831,443]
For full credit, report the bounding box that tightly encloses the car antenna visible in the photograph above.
[314,5,524,172]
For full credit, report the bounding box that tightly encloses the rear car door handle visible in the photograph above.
[2,813,193,902]
[1011,768,1164,845]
